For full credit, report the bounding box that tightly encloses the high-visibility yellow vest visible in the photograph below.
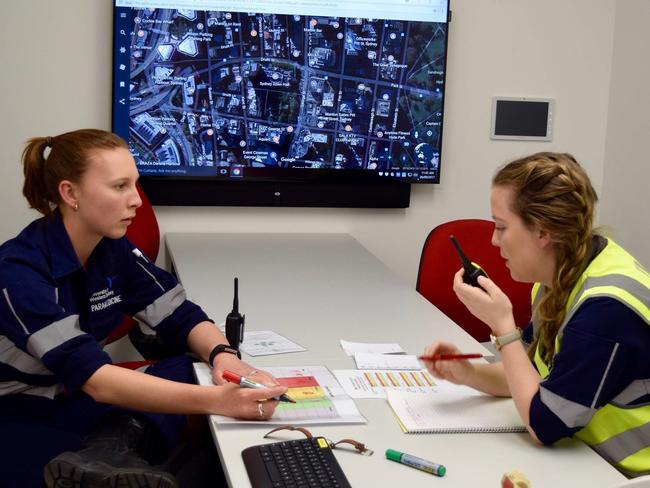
[532,239,650,476]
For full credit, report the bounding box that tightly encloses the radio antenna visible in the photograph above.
[449,235,472,269]
[232,277,239,313]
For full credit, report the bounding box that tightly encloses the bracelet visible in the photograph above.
[208,344,241,366]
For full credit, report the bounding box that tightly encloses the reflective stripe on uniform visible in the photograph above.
[591,342,620,408]
[613,379,650,406]
[531,283,543,338]
[134,284,186,329]
[136,261,165,292]
[0,335,52,375]
[556,275,650,342]
[540,385,597,428]
[539,343,619,428]
[26,315,84,360]
[3,288,29,334]
[535,276,650,347]
[0,380,61,399]
[571,275,650,319]
[536,268,650,376]
[589,418,650,465]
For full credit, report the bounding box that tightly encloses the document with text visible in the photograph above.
[240,330,307,356]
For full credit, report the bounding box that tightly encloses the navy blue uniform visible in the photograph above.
[0,211,210,487]
[524,298,650,444]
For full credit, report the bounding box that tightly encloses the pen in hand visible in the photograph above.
[223,370,296,403]
[418,353,483,361]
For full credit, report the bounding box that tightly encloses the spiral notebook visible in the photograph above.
[387,390,526,433]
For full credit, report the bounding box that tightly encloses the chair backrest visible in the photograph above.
[125,184,160,262]
[104,184,160,345]
[416,219,533,342]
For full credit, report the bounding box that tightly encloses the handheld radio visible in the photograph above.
[449,235,488,288]
[225,277,245,351]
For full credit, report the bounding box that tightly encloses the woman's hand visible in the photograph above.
[211,353,280,388]
[212,382,286,420]
[422,341,475,385]
[453,268,516,335]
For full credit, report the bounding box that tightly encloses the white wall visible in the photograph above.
[0,0,617,285]
[600,0,650,267]
[0,1,113,230]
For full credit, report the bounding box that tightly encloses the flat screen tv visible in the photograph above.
[112,0,451,207]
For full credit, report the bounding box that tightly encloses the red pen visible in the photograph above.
[223,370,296,403]
[418,353,483,361]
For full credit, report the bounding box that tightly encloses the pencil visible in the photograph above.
[417,353,483,361]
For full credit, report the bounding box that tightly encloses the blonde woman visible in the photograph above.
[424,153,650,477]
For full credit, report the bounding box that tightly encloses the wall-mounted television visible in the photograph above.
[112,0,451,207]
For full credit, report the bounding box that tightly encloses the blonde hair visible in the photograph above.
[22,129,128,215]
[493,152,598,363]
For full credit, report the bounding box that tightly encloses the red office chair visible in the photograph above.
[416,219,533,342]
[105,184,160,347]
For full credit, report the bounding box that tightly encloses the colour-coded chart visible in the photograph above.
[274,375,337,419]
[274,398,339,420]
[276,375,326,401]
[193,364,366,425]
[332,369,438,398]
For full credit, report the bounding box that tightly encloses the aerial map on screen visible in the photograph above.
[114,0,449,182]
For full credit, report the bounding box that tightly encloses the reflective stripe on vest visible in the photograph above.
[531,239,650,475]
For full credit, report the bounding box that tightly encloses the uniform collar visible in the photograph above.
[43,209,84,279]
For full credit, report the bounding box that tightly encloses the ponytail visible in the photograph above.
[22,137,56,215]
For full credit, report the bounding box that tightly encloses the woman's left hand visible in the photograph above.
[452,268,516,335]
[211,353,279,387]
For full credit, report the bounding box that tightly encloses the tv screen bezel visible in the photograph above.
[111,1,451,207]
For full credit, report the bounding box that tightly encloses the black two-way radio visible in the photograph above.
[225,277,245,351]
[449,235,488,288]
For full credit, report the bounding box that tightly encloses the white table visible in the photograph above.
[165,232,626,487]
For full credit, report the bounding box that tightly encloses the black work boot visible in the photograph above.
[44,412,178,488]
[163,430,227,487]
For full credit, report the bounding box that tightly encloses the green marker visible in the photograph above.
[385,449,446,477]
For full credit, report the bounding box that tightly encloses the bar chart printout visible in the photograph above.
[332,369,438,398]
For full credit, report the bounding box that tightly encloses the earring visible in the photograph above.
[73,202,79,212]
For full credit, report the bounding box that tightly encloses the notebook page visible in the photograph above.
[387,390,526,433]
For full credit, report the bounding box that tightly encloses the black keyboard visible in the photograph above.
[242,437,353,488]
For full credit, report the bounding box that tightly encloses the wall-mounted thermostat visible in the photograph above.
[490,97,554,141]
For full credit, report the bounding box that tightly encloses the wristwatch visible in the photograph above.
[208,343,241,366]
[490,327,523,351]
